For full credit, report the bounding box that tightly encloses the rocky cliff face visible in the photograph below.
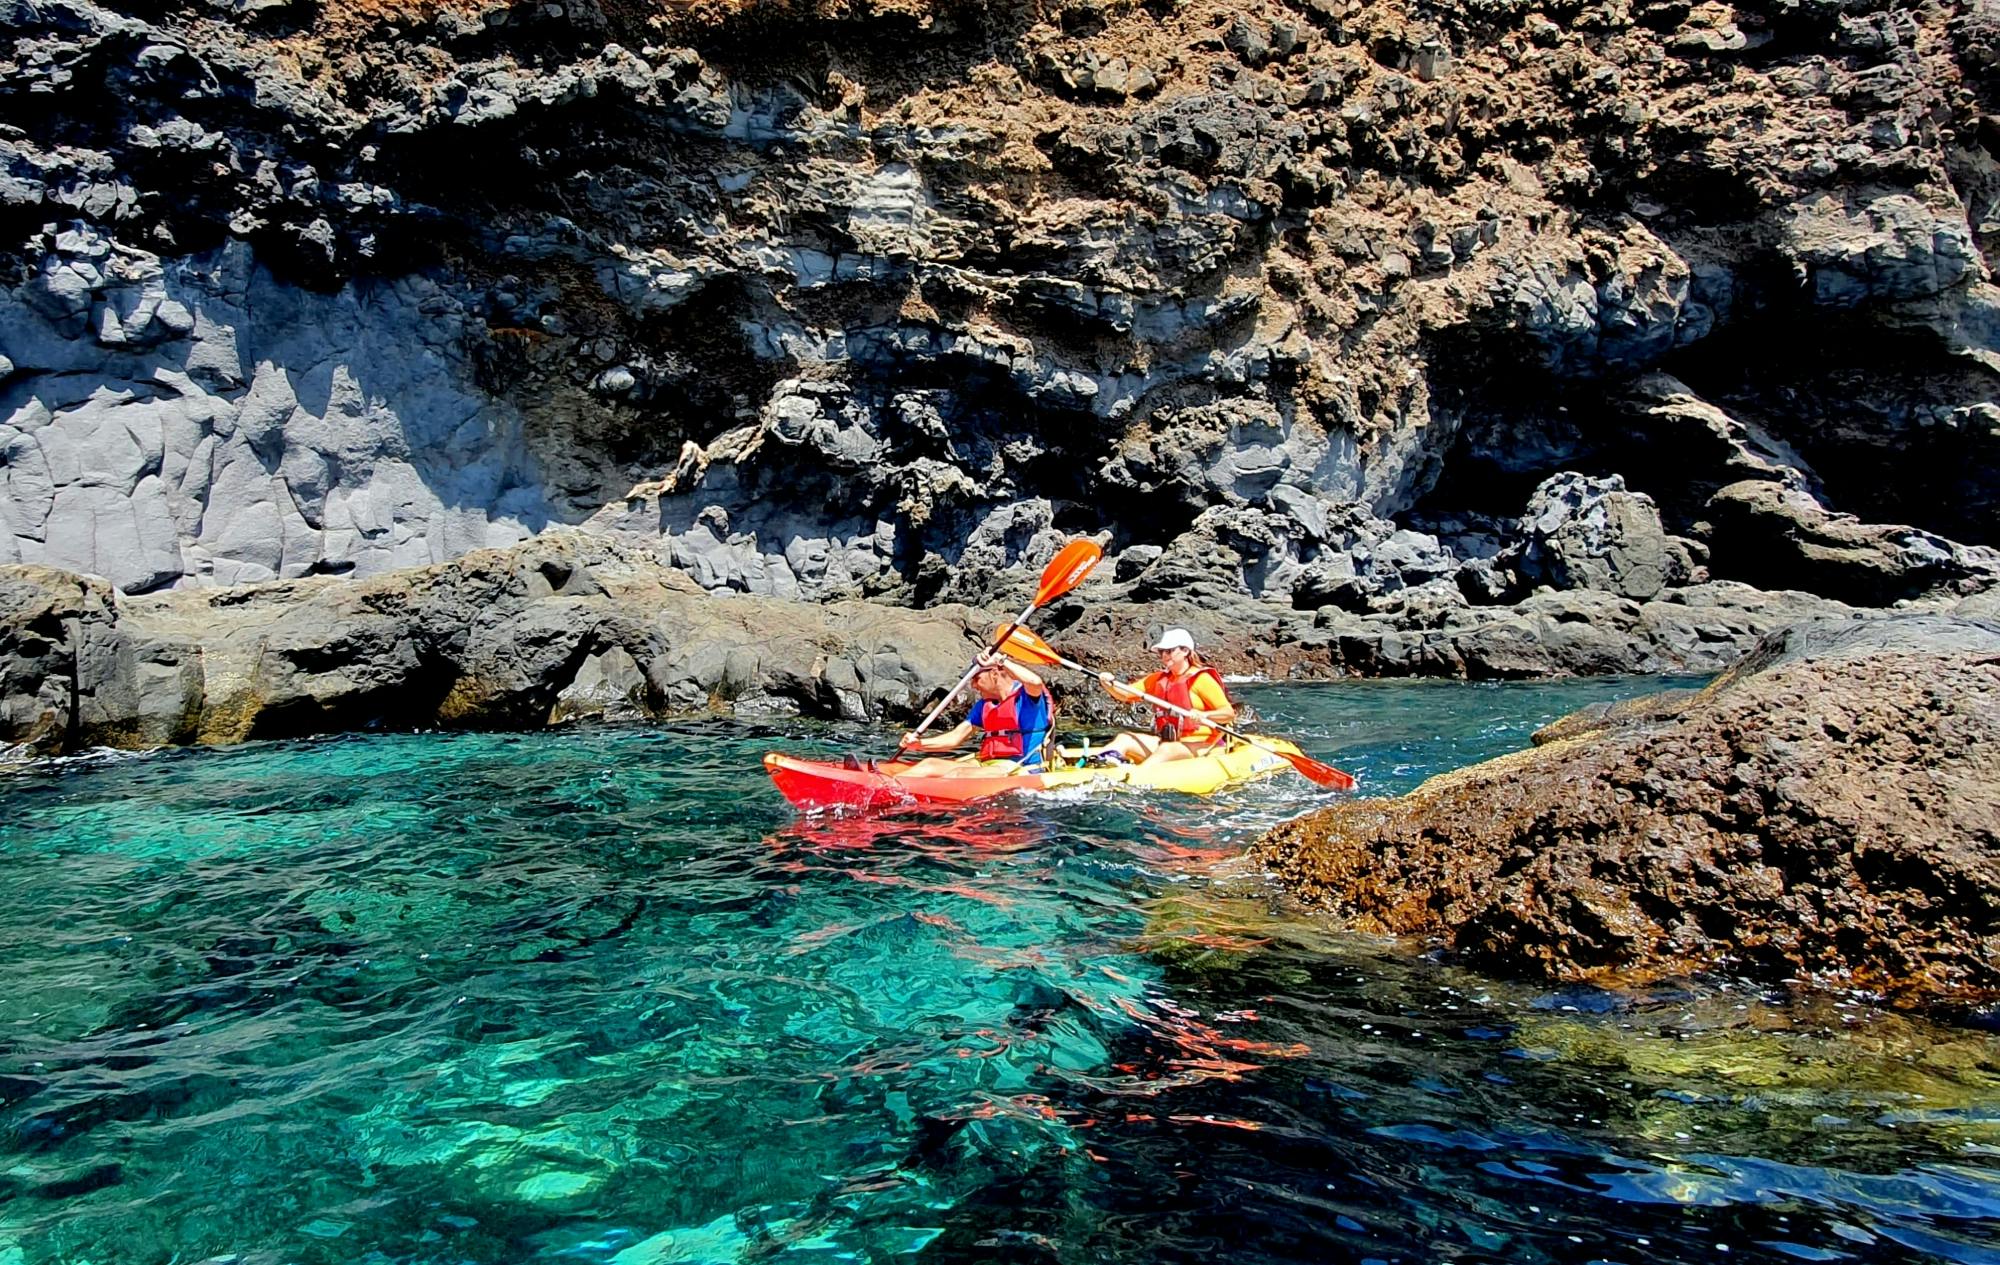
[2,0,1997,617]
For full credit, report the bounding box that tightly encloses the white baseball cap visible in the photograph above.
[1150,627,1197,652]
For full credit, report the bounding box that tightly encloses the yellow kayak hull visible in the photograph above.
[764,740,1305,811]
[1039,739,1304,796]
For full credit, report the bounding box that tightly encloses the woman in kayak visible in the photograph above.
[897,652,1054,776]
[1094,627,1235,766]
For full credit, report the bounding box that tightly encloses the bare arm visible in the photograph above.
[1097,671,1146,704]
[979,651,1045,697]
[901,719,977,752]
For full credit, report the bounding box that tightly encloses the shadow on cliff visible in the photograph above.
[1411,301,2000,553]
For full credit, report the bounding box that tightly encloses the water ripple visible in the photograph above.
[0,681,1993,1264]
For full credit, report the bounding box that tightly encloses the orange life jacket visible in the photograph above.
[1150,666,1227,744]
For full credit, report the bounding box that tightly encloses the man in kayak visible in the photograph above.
[897,651,1054,776]
[1094,627,1236,766]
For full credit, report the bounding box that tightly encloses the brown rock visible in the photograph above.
[1252,614,2000,1005]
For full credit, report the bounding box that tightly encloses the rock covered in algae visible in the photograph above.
[1253,615,2000,1006]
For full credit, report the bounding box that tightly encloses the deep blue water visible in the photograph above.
[0,678,1995,1265]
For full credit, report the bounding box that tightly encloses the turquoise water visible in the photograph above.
[2,678,1996,1265]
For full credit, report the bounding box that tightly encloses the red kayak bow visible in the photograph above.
[764,753,1049,812]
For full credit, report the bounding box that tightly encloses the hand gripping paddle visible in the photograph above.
[997,625,1357,790]
[894,539,1104,758]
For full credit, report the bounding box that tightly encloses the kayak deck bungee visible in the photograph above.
[763,740,1306,812]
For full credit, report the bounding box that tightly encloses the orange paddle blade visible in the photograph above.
[995,625,1061,665]
[1031,539,1103,607]
[1284,751,1357,791]
[997,625,1067,666]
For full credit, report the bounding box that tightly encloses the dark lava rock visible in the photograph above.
[4,0,1998,618]
[1252,614,2000,1007]
[1514,472,1691,600]
[1704,480,2000,605]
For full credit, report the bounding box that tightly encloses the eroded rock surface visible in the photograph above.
[1252,615,2000,1005]
[1512,472,1692,601]
[1,543,1869,756]
[1705,478,2000,604]
[0,534,1010,757]
[0,0,1996,618]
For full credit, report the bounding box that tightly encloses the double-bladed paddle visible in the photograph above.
[894,538,1104,758]
[997,625,1358,790]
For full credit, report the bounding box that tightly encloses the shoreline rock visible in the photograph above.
[1,534,1006,758]
[0,531,1956,758]
[1251,614,2000,1008]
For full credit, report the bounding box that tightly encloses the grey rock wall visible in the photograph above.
[1,224,553,590]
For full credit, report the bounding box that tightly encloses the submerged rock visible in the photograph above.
[1253,614,2000,1007]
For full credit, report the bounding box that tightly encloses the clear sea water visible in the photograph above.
[2,678,1996,1265]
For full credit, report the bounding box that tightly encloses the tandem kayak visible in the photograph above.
[763,740,1307,812]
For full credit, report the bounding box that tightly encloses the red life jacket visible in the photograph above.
[1150,666,1226,743]
[975,685,1049,761]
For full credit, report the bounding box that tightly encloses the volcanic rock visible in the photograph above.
[0,0,1996,617]
[1253,614,2000,1005]
[1704,480,2000,605]
[0,565,121,754]
[1513,472,1692,601]
[0,533,1010,757]
[3,543,1869,757]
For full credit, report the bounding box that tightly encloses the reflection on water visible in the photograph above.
[0,679,1993,1265]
